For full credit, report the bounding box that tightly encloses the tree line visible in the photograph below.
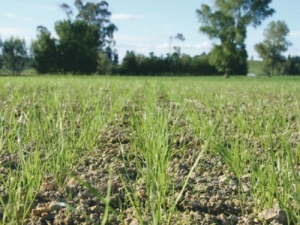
[0,0,300,76]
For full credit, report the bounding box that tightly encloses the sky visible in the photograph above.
[1,0,299,61]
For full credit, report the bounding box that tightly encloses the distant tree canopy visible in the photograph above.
[31,0,117,74]
[255,20,291,76]
[118,51,219,76]
[2,37,27,75]
[197,0,275,77]
[282,56,300,75]
[0,38,3,70]
[60,0,117,50]
[55,20,100,74]
[31,27,58,74]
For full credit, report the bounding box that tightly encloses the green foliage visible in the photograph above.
[31,27,58,74]
[32,20,101,75]
[184,53,219,75]
[282,56,300,75]
[2,37,27,75]
[0,55,3,71]
[97,51,112,75]
[209,43,248,75]
[118,51,219,76]
[60,0,117,51]
[55,20,100,74]
[30,1,117,75]
[103,46,118,64]
[197,0,274,76]
[255,20,292,76]
[0,38,2,70]
[120,51,139,75]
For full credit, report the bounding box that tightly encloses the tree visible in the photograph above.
[97,51,111,75]
[0,38,3,70]
[2,37,27,75]
[255,20,291,76]
[179,54,192,74]
[169,33,185,74]
[59,1,118,74]
[55,20,101,74]
[197,0,275,77]
[103,46,119,64]
[282,56,300,75]
[120,51,138,75]
[31,26,58,74]
[60,0,117,51]
[190,53,219,75]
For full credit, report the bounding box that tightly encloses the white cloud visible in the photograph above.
[155,43,169,49]
[111,13,143,20]
[1,13,17,18]
[30,4,57,10]
[0,12,33,21]
[135,44,150,54]
[0,28,28,37]
[16,3,57,10]
[290,30,300,38]
[114,34,152,43]
[154,41,212,56]
[166,24,176,33]
[0,28,35,44]
[195,42,209,49]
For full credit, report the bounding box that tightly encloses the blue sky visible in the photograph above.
[1,0,299,60]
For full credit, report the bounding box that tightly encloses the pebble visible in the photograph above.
[259,208,287,224]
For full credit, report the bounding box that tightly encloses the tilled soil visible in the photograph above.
[0,97,293,225]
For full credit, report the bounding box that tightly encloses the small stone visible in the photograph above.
[49,201,63,211]
[230,214,238,223]
[90,213,99,221]
[80,198,91,205]
[90,205,101,213]
[76,205,87,214]
[41,212,48,218]
[219,175,227,183]
[241,182,250,192]
[269,220,282,225]
[205,213,219,223]
[253,218,259,223]
[229,179,237,186]
[124,218,133,225]
[241,174,251,182]
[242,216,254,225]
[89,164,97,170]
[259,208,287,224]
[128,218,139,225]
[136,186,147,199]
[31,207,50,216]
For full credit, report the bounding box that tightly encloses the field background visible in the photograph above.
[0,76,299,224]
[1,60,264,76]
[247,60,263,75]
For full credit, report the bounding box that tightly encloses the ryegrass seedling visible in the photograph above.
[130,94,173,223]
[1,76,300,224]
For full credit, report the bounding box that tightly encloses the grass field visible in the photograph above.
[248,60,264,75]
[0,76,299,224]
